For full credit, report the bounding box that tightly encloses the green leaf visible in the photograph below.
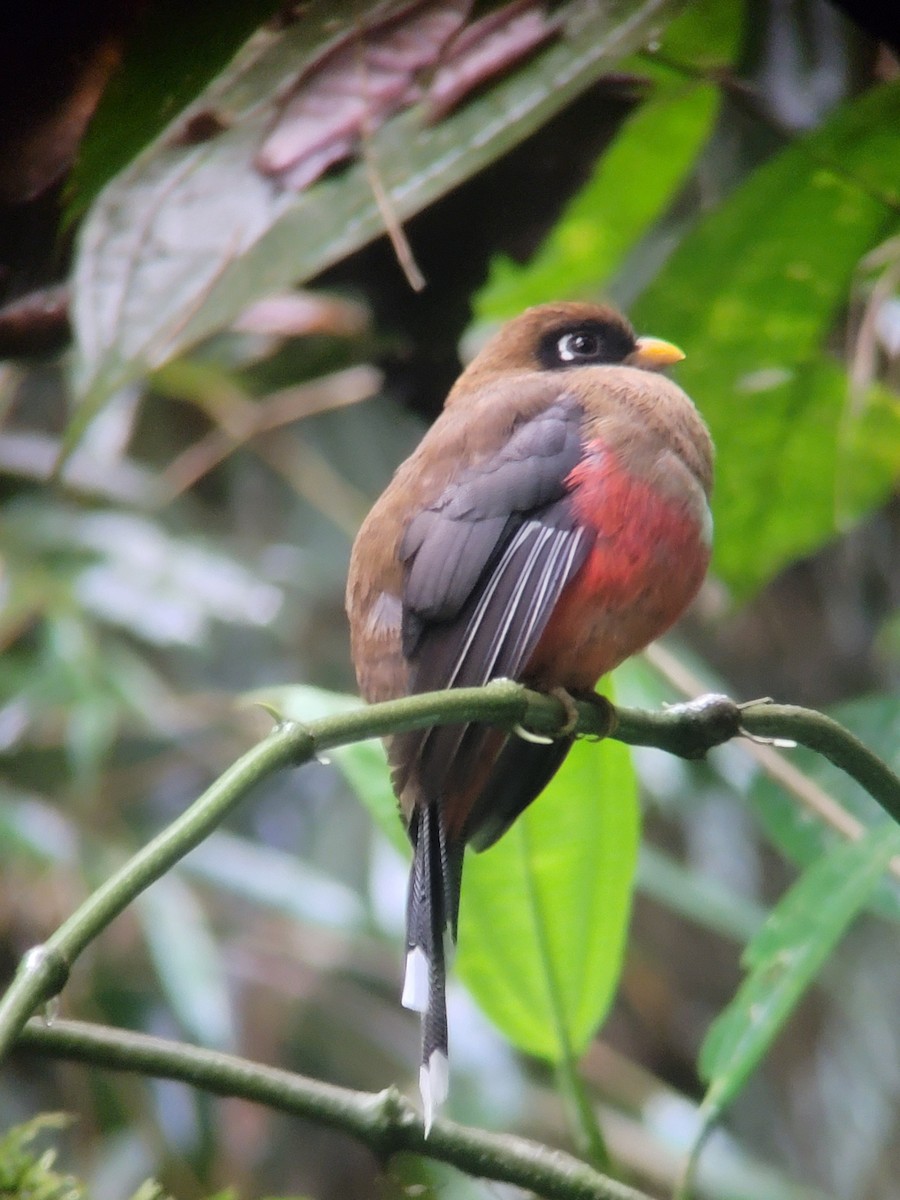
[715,362,898,595]
[648,0,744,69]
[251,684,406,853]
[696,823,900,1139]
[475,78,720,319]
[456,730,639,1062]
[632,82,900,596]
[750,693,900,922]
[70,0,683,414]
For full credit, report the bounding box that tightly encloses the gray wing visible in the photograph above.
[393,397,591,844]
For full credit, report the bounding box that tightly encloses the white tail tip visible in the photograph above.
[401,946,429,1013]
[420,1048,449,1136]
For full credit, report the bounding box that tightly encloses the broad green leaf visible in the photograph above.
[632,83,900,596]
[750,693,900,922]
[70,0,683,414]
[649,0,744,69]
[696,824,900,1140]
[456,730,639,1061]
[251,683,405,853]
[475,79,720,319]
[713,362,898,595]
[137,873,236,1051]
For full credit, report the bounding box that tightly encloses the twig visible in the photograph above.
[355,15,426,292]
[18,1018,652,1200]
[362,142,427,291]
[643,642,900,880]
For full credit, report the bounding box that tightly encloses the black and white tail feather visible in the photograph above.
[402,802,463,1133]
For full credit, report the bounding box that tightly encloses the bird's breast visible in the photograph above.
[526,440,711,689]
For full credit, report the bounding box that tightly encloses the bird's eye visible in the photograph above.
[536,317,636,371]
[556,331,602,361]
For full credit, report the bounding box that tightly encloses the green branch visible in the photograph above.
[18,1018,651,1200]
[737,701,900,820]
[0,680,896,1077]
[614,694,900,823]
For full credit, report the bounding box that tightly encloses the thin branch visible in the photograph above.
[355,17,427,292]
[17,1018,652,1200]
[0,678,896,1068]
[643,643,900,880]
[619,689,900,828]
[739,703,900,822]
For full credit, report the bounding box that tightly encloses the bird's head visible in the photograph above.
[458,302,685,382]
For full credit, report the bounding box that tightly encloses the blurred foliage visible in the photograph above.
[696,823,900,1151]
[0,1113,222,1200]
[0,0,898,1198]
[0,1115,84,1200]
[633,83,900,594]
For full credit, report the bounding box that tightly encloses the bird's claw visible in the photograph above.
[572,690,618,741]
[513,687,616,743]
[512,722,555,745]
[549,686,581,736]
[512,686,580,743]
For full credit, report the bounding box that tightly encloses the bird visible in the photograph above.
[346,301,713,1130]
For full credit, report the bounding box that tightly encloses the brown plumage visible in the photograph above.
[346,302,713,1126]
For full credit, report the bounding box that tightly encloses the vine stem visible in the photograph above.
[643,642,900,879]
[1,678,896,1092]
[19,1018,652,1200]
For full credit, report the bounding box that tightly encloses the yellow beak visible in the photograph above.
[627,335,686,370]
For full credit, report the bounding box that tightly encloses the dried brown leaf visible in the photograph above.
[256,0,470,190]
[428,0,561,121]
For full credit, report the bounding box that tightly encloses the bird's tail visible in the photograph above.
[402,802,462,1133]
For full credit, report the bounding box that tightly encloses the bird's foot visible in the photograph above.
[513,687,616,743]
[561,688,617,741]
[512,686,579,744]
[549,686,580,736]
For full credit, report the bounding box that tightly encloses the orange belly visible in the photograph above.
[526,447,710,689]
